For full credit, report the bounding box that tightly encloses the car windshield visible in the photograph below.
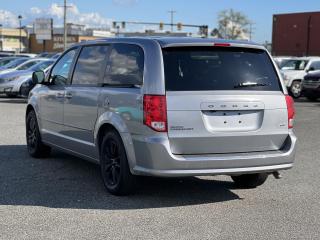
[0,58,17,67]
[3,58,29,69]
[281,59,309,70]
[163,47,281,91]
[16,60,41,70]
[30,60,54,71]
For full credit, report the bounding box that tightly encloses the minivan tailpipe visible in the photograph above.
[272,171,282,179]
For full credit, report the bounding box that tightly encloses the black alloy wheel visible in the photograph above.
[26,110,51,157]
[100,130,136,195]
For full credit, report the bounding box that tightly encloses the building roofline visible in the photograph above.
[273,11,320,17]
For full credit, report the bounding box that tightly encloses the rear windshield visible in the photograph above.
[162,47,281,91]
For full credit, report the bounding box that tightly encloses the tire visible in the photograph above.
[289,81,302,98]
[26,110,51,158]
[231,173,268,188]
[100,130,136,195]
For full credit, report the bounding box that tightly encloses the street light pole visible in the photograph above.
[0,24,2,51]
[18,15,22,53]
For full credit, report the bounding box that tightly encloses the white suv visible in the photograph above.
[281,57,320,98]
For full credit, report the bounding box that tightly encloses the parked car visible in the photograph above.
[13,53,37,58]
[302,70,320,101]
[26,38,297,195]
[280,57,320,98]
[36,52,57,58]
[51,53,61,59]
[0,58,48,74]
[0,57,29,72]
[0,60,54,97]
[0,57,21,67]
[0,52,13,58]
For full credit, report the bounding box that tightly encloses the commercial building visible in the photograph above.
[29,34,102,53]
[0,27,28,52]
[1,22,196,53]
[272,12,320,56]
[28,23,115,53]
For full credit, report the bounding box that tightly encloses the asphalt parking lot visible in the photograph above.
[0,96,319,240]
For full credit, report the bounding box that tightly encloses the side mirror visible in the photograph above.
[32,71,45,85]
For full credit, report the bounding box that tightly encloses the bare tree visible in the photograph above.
[217,9,251,40]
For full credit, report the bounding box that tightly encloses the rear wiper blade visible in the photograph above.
[234,82,270,88]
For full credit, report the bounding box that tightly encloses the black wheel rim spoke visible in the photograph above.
[103,139,121,187]
[27,116,37,148]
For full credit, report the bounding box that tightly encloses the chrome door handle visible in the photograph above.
[56,92,65,98]
[65,93,73,99]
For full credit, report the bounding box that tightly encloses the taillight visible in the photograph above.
[143,95,167,132]
[285,95,295,129]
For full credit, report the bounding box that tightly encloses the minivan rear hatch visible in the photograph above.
[163,46,289,155]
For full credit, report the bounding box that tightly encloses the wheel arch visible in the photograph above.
[292,79,302,83]
[26,104,35,114]
[26,104,36,120]
[94,114,137,171]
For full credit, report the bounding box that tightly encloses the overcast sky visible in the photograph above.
[0,0,319,43]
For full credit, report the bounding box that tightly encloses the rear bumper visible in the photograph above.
[131,132,297,177]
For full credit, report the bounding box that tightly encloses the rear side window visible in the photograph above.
[104,44,144,86]
[163,47,281,91]
[72,45,109,85]
[309,61,320,70]
[281,59,308,70]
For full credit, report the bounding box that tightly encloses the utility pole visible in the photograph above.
[0,24,2,51]
[168,10,176,32]
[63,0,67,50]
[249,22,255,41]
[18,15,22,53]
[58,0,72,50]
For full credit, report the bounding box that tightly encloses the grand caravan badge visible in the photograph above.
[170,126,194,131]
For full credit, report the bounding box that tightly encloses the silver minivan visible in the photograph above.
[26,38,297,195]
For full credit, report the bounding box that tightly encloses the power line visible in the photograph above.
[112,20,209,37]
